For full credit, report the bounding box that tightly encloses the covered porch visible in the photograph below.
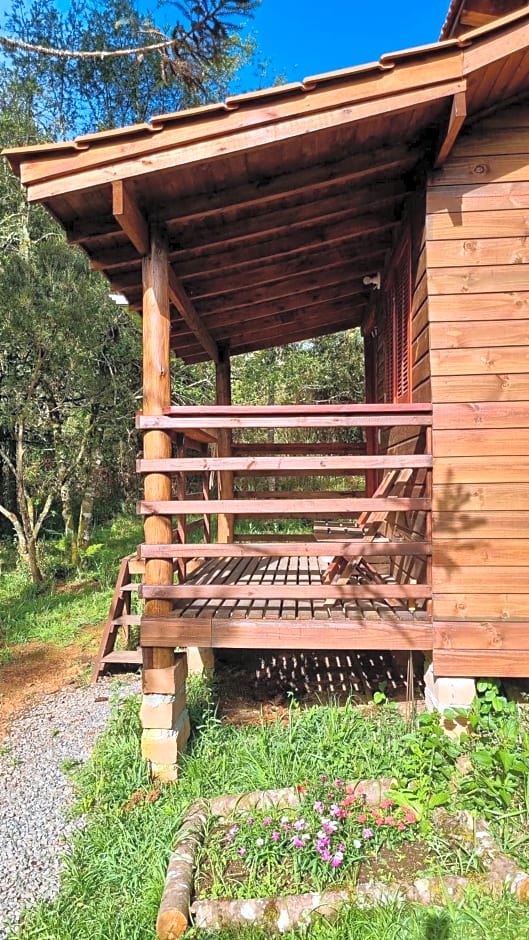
[8,6,529,774]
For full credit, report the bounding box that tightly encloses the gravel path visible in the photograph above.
[0,675,141,939]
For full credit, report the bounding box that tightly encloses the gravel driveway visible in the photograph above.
[0,675,140,939]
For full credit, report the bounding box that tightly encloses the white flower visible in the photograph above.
[353,839,362,849]
[255,838,265,846]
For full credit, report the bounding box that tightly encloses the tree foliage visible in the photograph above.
[3,0,258,136]
[0,0,256,578]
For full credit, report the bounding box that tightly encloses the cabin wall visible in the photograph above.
[426,102,529,676]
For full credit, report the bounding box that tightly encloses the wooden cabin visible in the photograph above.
[5,0,529,778]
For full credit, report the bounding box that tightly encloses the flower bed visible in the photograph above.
[155,780,529,938]
[199,778,419,898]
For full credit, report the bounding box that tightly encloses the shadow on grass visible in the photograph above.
[424,911,451,939]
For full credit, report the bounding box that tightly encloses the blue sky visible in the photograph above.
[242,0,451,86]
[0,0,452,89]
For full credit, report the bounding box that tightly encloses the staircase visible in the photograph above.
[91,553,144,683]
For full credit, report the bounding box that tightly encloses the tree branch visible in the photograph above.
[33,491,54,541]
[0,33,177,60]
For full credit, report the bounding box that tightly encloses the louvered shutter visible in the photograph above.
[383,232,412,403]
[394,235,412,403]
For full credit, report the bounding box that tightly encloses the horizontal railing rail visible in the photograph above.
[138,403,433,619]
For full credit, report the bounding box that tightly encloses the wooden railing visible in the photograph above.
[136,403,432,614]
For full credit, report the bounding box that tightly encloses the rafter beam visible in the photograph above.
[435,90,467,168]
[66,147,419,245]
[112,180,149,254]
[171,290,366,352]
[167,266,219,363]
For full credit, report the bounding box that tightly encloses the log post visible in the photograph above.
[363,332,378,497]
[187,347,233,677]
[215,345,234,544]
[140,226,189,782]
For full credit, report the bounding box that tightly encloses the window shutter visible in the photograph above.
[383,232,412,403]
[394,235,411,403]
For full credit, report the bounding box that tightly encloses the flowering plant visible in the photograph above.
[214,778,419,895]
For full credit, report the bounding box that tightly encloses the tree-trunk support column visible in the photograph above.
[140,226,189,781]
[216,345,234,544]
[187,347,233,676]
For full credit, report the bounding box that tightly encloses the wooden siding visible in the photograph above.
[426,103,529,675]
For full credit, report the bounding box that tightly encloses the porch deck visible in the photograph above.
[140,551,432,651]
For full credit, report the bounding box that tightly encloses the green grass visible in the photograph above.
[11,681,529,940]
[0,515,143,654]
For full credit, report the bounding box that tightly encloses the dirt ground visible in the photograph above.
[0,626,101,740]
[0,626,423,740]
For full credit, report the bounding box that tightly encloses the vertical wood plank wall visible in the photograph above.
[426,103,529,676]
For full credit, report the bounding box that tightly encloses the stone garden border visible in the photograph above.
[156,780,529,937]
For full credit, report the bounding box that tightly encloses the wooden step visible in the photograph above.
[101,649,143,666]
[111,614,142,626]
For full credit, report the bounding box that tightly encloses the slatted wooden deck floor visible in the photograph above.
[172,554,429,622]
[140,554,433,653]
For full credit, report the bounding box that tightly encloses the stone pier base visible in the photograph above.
[141,653,190,782]
[424,661,476,735]
[186,646,215,675]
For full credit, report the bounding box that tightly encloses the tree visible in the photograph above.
[3,0,259,137]
[232,332,365,408]
[0,0,259,578]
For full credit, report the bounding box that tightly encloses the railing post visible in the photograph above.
[140,226,189,782]
[215,346,234,543]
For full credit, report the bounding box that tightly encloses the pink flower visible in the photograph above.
[375,817,384,827]
[313,801,324,813]
[262,816,273,827]
[384,816,395,826]
[380,799,394,810]
[321,775,328,782]
[405,811,417,824]
[321,849,332,862]
[357,813,367,823]
[238,847,246,856]
[363,828,374,839]
[329,803,341,817]
[398,822,406,832]
[291,836,305,848]
[334,779,344,787]
[271,830,280,842]
[293,818,306,831]
[331,853,344,868]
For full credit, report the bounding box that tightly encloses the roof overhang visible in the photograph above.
[5,7,529,362]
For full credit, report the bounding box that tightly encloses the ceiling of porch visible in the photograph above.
[5,6,529,364]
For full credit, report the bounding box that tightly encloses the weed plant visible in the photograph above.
[11,678,529,940]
